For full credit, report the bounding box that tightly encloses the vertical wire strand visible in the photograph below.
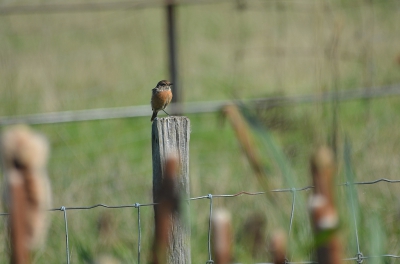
[288,189,296,262]
[347,183,362,261]
[206,194,214,263]
[136,204,141,264]
[288,189,296,237]
[61,206,70,264]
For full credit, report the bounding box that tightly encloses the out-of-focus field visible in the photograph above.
[1,1,400,263]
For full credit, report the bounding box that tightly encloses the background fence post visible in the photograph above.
[152,116,191,264]
[165,0,182,115]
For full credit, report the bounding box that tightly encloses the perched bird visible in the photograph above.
[150,80,173,122]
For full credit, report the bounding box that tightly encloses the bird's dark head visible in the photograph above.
[156,80,173,88]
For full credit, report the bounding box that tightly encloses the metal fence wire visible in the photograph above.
[1,0,400,262]
[1,178,399,264]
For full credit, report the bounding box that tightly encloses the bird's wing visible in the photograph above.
[151,88,158,110]
[151,88,156,102]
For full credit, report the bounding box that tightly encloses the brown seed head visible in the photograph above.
[212,209,232,264]
[270,230,286,264]
[310,146,334,176]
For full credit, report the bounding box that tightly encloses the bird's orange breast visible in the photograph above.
[151,89,173,111]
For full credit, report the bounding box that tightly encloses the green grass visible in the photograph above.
[1,0,400,263]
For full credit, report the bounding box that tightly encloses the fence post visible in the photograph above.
[152,116,191,264]
[165,0,181,115]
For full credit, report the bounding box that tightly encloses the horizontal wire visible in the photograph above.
[237,255,400,264]
[51,202,158,211]
[362,254,400,259]
[1,84,400,126]
[0,0,396,16]
[0,0,254,16]
[0,177,397,216]
[0,178,399,263]
[350,178,400,185]
[213,191,266,197]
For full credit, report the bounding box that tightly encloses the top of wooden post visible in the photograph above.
[151,116,191,264]
[151,116,190,187]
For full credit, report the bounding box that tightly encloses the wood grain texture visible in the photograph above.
[152,116,191,264]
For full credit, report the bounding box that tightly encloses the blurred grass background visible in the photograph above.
[1,0,400,263]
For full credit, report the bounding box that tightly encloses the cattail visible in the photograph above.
[309,146,342,264]
[269,230,286,264]
[211,209,232,264]
[1,125,52,256]
[223,104,275,201]
[309,194,341,264]
[310,145,335,204]
[309,195,338,232]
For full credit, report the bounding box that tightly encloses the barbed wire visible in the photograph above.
[1,177,399,263]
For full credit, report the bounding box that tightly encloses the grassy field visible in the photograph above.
[1,0,400,263]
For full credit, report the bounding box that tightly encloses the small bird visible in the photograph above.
[150,80,173,122]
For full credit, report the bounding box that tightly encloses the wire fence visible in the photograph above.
[1,0,399,118]
[0,0,240,15]
[1,83,400,126]
[1,177,399,264]
[0,0,399,16]
[1,0,400,262]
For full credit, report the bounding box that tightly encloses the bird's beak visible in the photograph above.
[170,83,173,85]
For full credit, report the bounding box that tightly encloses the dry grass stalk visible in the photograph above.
[151,156,180,264]
[211,209,232,264]
[309,146,342,264]
[269,230,286,264]
[0,125,52,263]
[223,104,274,198]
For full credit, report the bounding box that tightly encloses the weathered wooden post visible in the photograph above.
[152,116,191,264]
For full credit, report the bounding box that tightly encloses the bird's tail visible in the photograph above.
[151,111,158,122]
